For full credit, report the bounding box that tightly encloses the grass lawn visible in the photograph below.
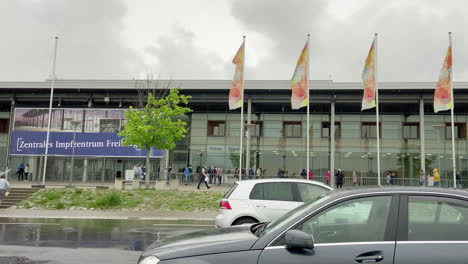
[17,188,225,211]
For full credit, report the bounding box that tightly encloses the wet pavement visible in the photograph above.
[0,217,214,263]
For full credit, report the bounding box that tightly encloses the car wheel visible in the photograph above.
[232,217,258,226]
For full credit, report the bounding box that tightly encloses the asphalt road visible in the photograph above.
[0,218,213,264]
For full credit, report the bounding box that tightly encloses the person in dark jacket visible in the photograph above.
[300,169,307,179]
[335,169,344,189]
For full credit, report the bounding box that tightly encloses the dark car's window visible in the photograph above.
[249,182,294,202]
[408,196,468,241]
[297,183,328,202]
[299,196,392,243]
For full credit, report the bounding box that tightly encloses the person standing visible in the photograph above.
[256,167,262,179]
[308,169,314,180]
[352,171,358,186]
[419,170,425,186]
[335,169,344,189]
[433,168,440,187]
[24,164,30,182]
[325,171,331,185]
[208,166,214,184]
[17,163,25,181]
[197,166,210,189]
[300,169,307,179]
[217,167,222,185]
[386,171,392,185]
[0,175,10,206]
[183,167,190,185]
[248,168,255,179]
[456,172,462,188]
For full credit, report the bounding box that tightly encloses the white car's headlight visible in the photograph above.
[139,256,160,264]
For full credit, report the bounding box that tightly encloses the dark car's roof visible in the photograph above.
[326,186,468,200]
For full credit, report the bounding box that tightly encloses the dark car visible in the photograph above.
[138,187,468,264]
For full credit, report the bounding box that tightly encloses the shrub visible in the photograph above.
[93,190,122,209]
[43,191,61,201]
[55,202,65,209]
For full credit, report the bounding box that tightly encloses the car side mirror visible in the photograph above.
[284,229,314,249]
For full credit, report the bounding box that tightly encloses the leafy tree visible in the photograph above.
[119,89,191,187]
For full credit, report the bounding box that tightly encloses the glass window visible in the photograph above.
[299,196,392,243]
[0,119,8,133]
[446,123,467,139]
[322,122,341,138]
[403,123,419,139]
[207,121,225,136]
[361,122,381,139]
[408,196,468,241]
[245,120,263,137]
[297,183,328,202]
[283,121,301,138]
[249,182,295,202]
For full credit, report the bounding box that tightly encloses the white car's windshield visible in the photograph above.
[260,193,329,237]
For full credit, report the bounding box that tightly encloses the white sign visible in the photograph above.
[125,170,134,181]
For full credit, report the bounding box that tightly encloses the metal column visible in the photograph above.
[420,98,426,179]
[245,98,252,177]
[330,99,336,187]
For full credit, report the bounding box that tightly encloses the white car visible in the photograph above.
[215,178,332,227]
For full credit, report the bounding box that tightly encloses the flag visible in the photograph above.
[229,40,245,110]
[361,38,377,111]
[291,40,309,109]
[434,43,452,113]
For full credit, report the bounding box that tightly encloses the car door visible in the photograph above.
[394,195,468,264]
[257,195,398,264]
[249,182,302,221]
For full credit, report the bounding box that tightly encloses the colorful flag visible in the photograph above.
[434,43,452,113]
[229,40,245,110]
[291,40,309,109]
[361,38,377,111]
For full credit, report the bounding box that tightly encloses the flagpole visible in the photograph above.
[374,33,381,187]
[449,32,456,188]
[42,36,59,186]
[238,36,245,181]
[306,34,310,175]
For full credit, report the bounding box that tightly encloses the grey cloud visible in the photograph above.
[0,0,143,81]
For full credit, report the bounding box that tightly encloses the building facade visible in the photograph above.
[1,80,468,184]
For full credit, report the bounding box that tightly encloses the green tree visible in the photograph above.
[118,89,191,188]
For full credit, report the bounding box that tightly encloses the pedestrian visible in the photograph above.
[24,163,30,182]
[17,163,25,181]
[335,169,344,189]
[142,166,147,181]
[197,166,210,189]
[0,175,10,206]
[217,167,222,185]
[248,168,255,179]
[256,167,262,179]
[419,170,425,186]
[183,167,190,185]
[308,169,314,180]
[133,164,139,180]
[391,172,396,185]
[433,168,440,187]
[208,166,214,184]
[386,171,391,185]
[456,171,462,188]
[300,169,307,179]
[352,171,358,186]
[325,171,331,185]
[137,165,143,180]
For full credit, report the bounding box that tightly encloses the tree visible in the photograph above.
[118,89,192,188]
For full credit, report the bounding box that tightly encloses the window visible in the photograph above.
[322,122,341,138]
[245,120,263,137]
[0,119,9,133]
[249,182,295,202]
[361,122,381,139]
[403,123,419,139]
[407,196,468,241]
[299,196,392,243]
[283,121,301,138]
[207,121,225,136]
[297,183,328,202]
[445,123,467,139]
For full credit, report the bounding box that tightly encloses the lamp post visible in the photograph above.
[69,120,82,187]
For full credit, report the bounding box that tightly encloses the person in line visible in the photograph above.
[0,175,10,206]
[300,169,307,179]
[308,169,314,180]
[386,171,392,185]
[335,169,344,189]
[352,171,358,186]
[256,167,262,179]
[17,163,25,181]
[217,167,223,185]
[208,166,214,184]
[433,168,440,187]
[325,171,331,185]
[419,170,425,186]
[183,167,190,185]
[248,168,255,179]
[24,164,30,182]
[197,166,210,189]
[133,164,140,180]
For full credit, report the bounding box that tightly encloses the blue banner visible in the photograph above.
[11,131,164,157]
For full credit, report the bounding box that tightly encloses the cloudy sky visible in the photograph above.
[0,0,466,82]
